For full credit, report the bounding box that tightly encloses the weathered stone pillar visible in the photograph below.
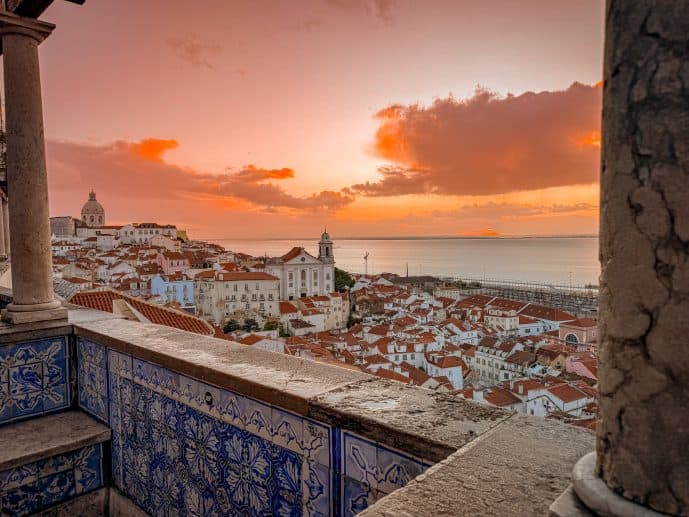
[568,2,689,516]
[0,196,6,257]
[0,13,65,323]
[2,198,9,255]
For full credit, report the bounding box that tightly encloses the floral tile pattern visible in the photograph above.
[79,339,433,516]
[0,444,103,516]
[0,338,70,424]
[77,338,108,423]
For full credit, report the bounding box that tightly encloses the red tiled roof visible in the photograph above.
[281,247,304,261]
[484,387,522,407]
[548,383,588,403]
[70,289,214,336]
[239,334,266,346]
[519,304,576,322]
[375,368,411,383]
[563,318,597,328]
[280,301,299,314]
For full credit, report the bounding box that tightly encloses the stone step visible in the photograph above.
[0,410,111,516]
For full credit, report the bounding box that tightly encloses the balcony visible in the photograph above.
[0,306,592,516]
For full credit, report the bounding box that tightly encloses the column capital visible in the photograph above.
[0,11,54,43]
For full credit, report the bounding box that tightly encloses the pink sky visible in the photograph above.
[34,0,604,239]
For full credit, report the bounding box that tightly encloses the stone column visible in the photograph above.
[0,196,6,257]
[2,198,9,256]
[567,2,689,516]
[0,13,65,323]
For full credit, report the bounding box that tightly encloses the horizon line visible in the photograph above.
[197,233,600,241]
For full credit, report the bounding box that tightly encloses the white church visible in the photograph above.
[265,230,336,300]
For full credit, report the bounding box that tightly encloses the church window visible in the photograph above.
[326,247,330,257]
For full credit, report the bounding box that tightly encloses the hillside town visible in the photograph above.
[48,192,600,431]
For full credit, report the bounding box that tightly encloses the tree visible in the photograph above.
[223,319,240,333]
[263,320,278,331]
[243,318,259,332]
[335,267,355,292]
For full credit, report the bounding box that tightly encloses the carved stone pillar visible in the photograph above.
[0,12,65,323]
[564,2,689,516]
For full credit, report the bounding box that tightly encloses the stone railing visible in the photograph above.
[0,307,595,516]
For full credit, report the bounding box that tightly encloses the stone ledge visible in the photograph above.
[309,377,509,463]
[360,414,595,517]
[74,317,371,415]
[0,411,111,470]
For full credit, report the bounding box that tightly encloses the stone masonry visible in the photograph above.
[598,1,689,514]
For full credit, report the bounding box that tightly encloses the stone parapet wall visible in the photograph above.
[0,308,596,515]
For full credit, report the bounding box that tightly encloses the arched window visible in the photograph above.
[565,333,578,345]
[326,246,330,257]
[90,215,94,223]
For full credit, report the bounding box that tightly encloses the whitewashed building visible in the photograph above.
[265,231,336,300]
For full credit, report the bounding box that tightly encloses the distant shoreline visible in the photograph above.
[204,235,599,242]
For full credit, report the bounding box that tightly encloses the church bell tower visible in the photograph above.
[318,229,334,264]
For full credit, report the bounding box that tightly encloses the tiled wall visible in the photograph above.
[0,444,103,516]
[78,338,432,516]
[0,337,71,425]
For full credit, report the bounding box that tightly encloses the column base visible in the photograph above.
[2,303,67,324]
[550,452,666,517]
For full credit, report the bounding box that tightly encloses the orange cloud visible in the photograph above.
[354,82,602,197]
[47,138,353,212]
[241,164,295,180]
[132,138,179,161]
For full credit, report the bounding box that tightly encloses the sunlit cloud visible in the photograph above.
[47,138,353,213]
[353,82,602,197]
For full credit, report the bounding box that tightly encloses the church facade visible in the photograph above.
[265,231,336,300]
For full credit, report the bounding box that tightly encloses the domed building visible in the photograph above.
[81,190,105,228]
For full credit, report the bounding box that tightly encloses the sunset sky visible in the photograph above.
[36,0,604,239]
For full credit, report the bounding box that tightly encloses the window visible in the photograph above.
[268,294,273,301]
[402,354,407,360]
[326,273,331,280]
[233,284,238,291]
[245,303,250,310]
[256,283,260,290]
[395,355,399,361]
[252,294,257,301]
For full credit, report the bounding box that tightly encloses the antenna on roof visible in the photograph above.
[364,251,369,276]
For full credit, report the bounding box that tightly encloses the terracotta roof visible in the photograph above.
[519,304,576,322]
[70,289,214,336]
[563,318,597,328]
[399,361,431,385]
[280,301,299,314]
[375,368,410,383]
[239,334,267,346]
[281,247,304,261]
[548,383,588,403]
[484,387,522,407]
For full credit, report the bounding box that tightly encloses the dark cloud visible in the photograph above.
[352,82,602,197]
